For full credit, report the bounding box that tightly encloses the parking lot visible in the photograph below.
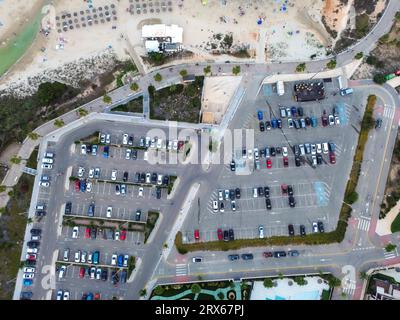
[183,77,366,243]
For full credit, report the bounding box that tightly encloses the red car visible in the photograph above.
[75,180,80,192]
[85,227,91,239]
[79,267,85,278]
[94,293,101,300]
[263,252,273,258]
[217,228,223,241]
[321,113,328,127]
[281,184,288,195]
[178,141,185,151]
[283,157,289,167]
[266,159,272,169]
[329,152,336,164]
[120,229,127,241]
[26,254,36,261]
[194,229,200,240]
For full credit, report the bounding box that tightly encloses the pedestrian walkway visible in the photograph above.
[384,248,399,260]
[175,264,188,276]
[357,216,371,231]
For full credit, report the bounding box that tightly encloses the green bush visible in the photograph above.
[37,81,68,105]
[373,74,386,84]
[355,52,364,59]
[296,63,306,72]
[191,284,201,294]
[263,278,274,288]
[154,73,162,82]
[345,191,359,204]
[326,59,337,69]
[355,14,370,37]
[385,243,397,252]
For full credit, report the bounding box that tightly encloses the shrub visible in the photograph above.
[37,81,68,105]
[190,284,201,294]
[385,243,397,252]
[179,69,188,77]
[263,278,274,288]
[154,73,162,82]
[103,94,112,104]
[345,191,359,204]
[232,66,241,75]
[326,59,337,69]
[203,65,211,75]
[373,74,386,84]
[355,14,370,37]
[354,52,364,59]
[54,119,65,128]
[130,82,139,91]
[296,63,306,72]
[153,285,165,295]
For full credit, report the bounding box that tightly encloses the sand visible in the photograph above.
[376,202,400,236]
[0,0,348,93]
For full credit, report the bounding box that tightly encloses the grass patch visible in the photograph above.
[26,146,39,169]
[391,213,400,233]
[127,256,136,278]
[321,289,331,300]
[0,173,34,299]
[167,176,177,195]
[144,211,160,243]
[175,96,376,253]
[111,96,143,113]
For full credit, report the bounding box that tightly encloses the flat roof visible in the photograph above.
[142,24,183,43]
[294,81,325,102]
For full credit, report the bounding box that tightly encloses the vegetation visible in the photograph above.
[385,243,397,252]
[345,191,359,204]
[127,256,136,278]
[27,132,40,141]
[167,176,177,195]
[263,278,274,288]
[321,289,331,300]
[154,285,164,295]
[390,213,400,233]
[144,211,160,243]
[296,63,306,72]
[355,13,370,37]
[323,274,341,287]
[378,34,390,44]
[154,73,162,82]
[179,69,188,77]
[232,66,241,75]
[355,52,364,59]
[37,81,69,106]
[359,271,368,280]
[53,119,65,128]
[0,185,6,193]
[326,59,337,69]
[130,82,139,91]
[147,52,166,66]
[373,74,386,84]
[366,55,384,68]
[115,60,137,87]
[139,288,147,297]
[293,276,307,286]
[10,155,22,165]
[217,292,225,300]
[111,97,143,114]
[77,108,89,117]
[26,146,38,168]
[203,65,211,75]
[103,94,112,104]
[209,140,218,152]
[190,283,202,294]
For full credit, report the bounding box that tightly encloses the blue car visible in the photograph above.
[103,146,109,158]
[291,106,297,117]
[86,293,93,300]
[80,179,86,192]
[117,254,124,267]
[257,110,263,121]
[311,117,318,128]
[23,279,33,286]
[271,118,277,129]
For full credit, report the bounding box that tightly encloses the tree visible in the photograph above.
[326,59,337,69]
[373,74,386,84]
[296,63,306,72]
[345,191,359,204]
[27,132,40,140]
[327,275,341,287]
[154,73,162,82]
[130,82,139,91]
[54,119,65,128]
[153,285,164,295]
[190,283,202,294]
[359,271,368,280]
[263,278,274,288]
[139,288,147,297]
[0,185,6,192]
[293,276,307,286]
[148,85,156,96]
[77,108,88,117]
[10,155,22,164]
[169,84,177,93]
[278,272,284,280]
[379,34,390,44]
[232,66,241,75]
[37,81,68,105]
[396,11,400,21]
[355,52,364,59]
[103,94,112,104]
[385,243,397,252]
[179,69,188,77]
[203,65,211,75]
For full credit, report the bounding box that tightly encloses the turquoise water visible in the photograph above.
[293,290,320,300]
[0,1,47,76]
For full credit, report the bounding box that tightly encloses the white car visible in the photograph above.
[167,140,172,150]
[145,136,151,147]
[63,291,70,300]
[72,226,79,239]
[312,222,319,233]
[218,190,223,201]
[253,188,258,198]
[86,182,92,192]
[231,200,236,211]
[316,143,322,154]
[138,187,144,197]
[81,251,87,263]
[78,167,85,178]
[81,144,87,154]
[88,168,94,179]
[90,267,96,279]
[121,184,126,195]
[212,200,218,212]
[41,163,53,169]
[224,189,229,200]
[106,206,113,218]
[146,173,151,184]
[259,225,264,239]
[150,138,156,148]
[322,142,329,154]
[111,170,117,181]
[312,155,317,167]
[59,266,66,279]
[157,174,163,185]
[287,118,294,128]
[56,290,63,300]
[254,148,259,160]
[335,116,340,125]
[125,148,131,160]
[157,139,162,149]
[173,140,178,150]
[74,251,81,263]
[23,273,35,279]
[248,149,253,160]
[111,254,117,266]
[100,133,106,144]
[328,114,335,126]
[105,134,111,144]
[26,248,38,254]
[23,267,35,273]
[143,151,148,161]
[123,255,129,267]
[282,146,288,157]
[311,144,317,155]
[39,181,50,187]
[122,133,129,145]
[114,231,120,241]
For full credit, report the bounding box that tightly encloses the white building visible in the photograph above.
[142,24,183,53]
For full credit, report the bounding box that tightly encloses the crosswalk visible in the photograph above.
[342,280,356,296]
[357,216,371,231]
[383,107,395,119]
[383,248,398,260]
[175,264,188,276]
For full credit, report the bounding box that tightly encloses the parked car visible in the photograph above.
[241,253,254,260]
[288,250,299,257]
[217,228,223,241]
[318,221,325,233]
[288,224,295,236]
[300,225,306,236]
[263,251,273,258]
[228,254,240,261]
[273,251,286,258]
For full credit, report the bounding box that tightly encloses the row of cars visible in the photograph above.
[21,229,43,288]
[227,250,299,261]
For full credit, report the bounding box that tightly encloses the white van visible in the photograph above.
[143,151,148,161]
[58,266,66,279]
[42,158,53,164]
[43,152,54,158]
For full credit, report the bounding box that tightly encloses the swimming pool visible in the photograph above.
[293,290,320,300]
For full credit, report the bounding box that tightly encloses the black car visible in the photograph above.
[229,189,235,200]
[270,147,276,156]
[230,161,236,171]
[287,185,294,196]
[258,187,264,197]
[241,253,254,260]
[273,251,286,258]
[163,175,169,186]
[295,157,301,167]
[101,269,108,281]
[132,150,137,160]
[111,270,119,285]
[90,227,97,239]
[151,173,157,184]
[305,117,311,126]
[86,145,92,154]
[265,198,272,210]
[297,107,304,117]
[288,224,295,236]
[20,292,33,300]
[260,148,265,157]
[156,187,162,199]
[134,172,140,183]
[300,225,306,237]
[123,171,128,182]
[316,154,323,165]
[375,118,382,129]
[259,121,265,132]
[135,210,141,222]
[30,229,42,236]
[228,254,240,261]
[128,136,134,145]
[242,149,246,158]
[228,228,234,241]
[140,173,145,183]
[235,188,241,199]
[35,210,46,217]
[264,186,270,198]
[25,259,36,267]
[318,221,325,233]
[277,119,282,129]
[223,230,229,241]
[289,196,296,207]
[65,201,72,215]
[27,241,40,248]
